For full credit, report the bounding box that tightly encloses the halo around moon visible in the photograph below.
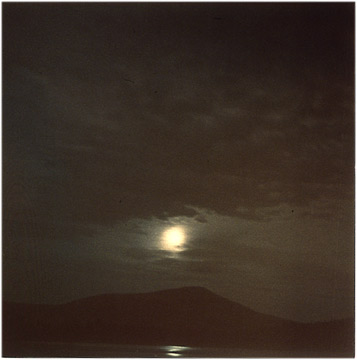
[161,226,186,252]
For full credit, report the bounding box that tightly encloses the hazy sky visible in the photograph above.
[3,3,354,322]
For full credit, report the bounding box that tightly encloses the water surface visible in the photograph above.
[3,341,352,358]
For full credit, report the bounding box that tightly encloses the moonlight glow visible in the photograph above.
[162,227,186,252]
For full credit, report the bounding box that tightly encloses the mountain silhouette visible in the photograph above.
[3,287,354,356]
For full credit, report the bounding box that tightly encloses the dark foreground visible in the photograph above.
[3,287,354,357]
[3,342,354,358]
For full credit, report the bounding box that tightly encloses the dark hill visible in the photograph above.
[3,287,354,357]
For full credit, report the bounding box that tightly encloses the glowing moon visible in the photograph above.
[162,227,186,251]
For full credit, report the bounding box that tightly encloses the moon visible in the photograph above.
[162,227,186,252]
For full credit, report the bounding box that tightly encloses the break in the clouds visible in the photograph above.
[3,3,354,322]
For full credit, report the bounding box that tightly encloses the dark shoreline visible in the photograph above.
[3,287,354,357]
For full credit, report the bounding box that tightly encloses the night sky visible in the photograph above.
[3,3,354,323]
